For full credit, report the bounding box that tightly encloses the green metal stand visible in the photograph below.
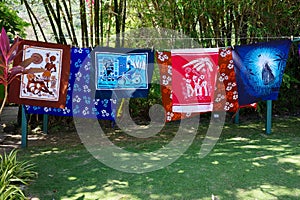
[21,105,27,148]
[266,100,272,134]
[43,114,48,134]
[234,110,239,124]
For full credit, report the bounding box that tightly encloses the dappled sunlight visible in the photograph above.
[252,162,265,167]
[29,147,66,158]
[278,155,300,167]
[67,176,77,181]
[63,189,138,200]
[239,144,287,152]
[102,179,129,191]
[252,155,274,161]
[211,161,219,165]
[226,137,251,142]
[19,116,300,200]
[235,186,300,200]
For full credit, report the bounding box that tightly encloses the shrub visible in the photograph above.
[0,150,37,200]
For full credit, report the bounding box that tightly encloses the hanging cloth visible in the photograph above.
[8,39,70,108]
[171,48,219,113]
[25,47,117,121]
[233,40,292,106]
[92,46,154,99]
[214,47,240,113]
[156,51,199,122]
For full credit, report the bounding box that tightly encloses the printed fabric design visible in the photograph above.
[156,51,198,122]
[214,47,239,113]
[171,48,219,113]
[8,39,70,108]
[20,46,62,101]
[92,47,154,99]
[233,40,292,106]
[25,47,117,121]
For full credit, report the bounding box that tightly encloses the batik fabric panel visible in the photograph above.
[233,40,292,106]
[213,47,239,113]
[171,48,219,113]
[157,51,199,122]
[92,47,154,99]
[25,47,117,121]
[8,40,70,108]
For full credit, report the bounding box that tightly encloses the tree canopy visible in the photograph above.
[18,0,300,47]
[0,1,29,38]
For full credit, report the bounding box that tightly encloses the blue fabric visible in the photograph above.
[233,40,292,106]
[25,47,117,121]
[91,47,154,99]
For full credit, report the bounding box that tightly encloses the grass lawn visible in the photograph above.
[19,115,300,200]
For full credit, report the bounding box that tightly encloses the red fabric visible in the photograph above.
[171,49,219,113]
[214,47,239,112]
[156,51,198,122]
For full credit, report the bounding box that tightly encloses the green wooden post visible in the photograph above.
[43,114,48,134]
[21,105,27,148]
[234,110,239,124]
[266,100,272,134]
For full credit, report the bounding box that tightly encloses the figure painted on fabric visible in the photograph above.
[19,45,63,101]
[246,48,284,90]
[156,50,200,122]
[233,39,291,105]
[96,52,148,90]
[171,49,219,113]
[102,58,115,82]
[45,53,57,72]
[23,73,53,96]
[181,56,214,102]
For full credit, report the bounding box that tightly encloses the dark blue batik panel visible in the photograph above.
[233,40,291,106]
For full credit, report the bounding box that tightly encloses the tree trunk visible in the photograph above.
[114,0,120,47]
[59,3,73,45]
[100,0,104,46]
[23,0,48,42]
[80,0,88,47]
[121,0,126,47]
[94,0,100,45]
[106,0,113,46]
[61,0,78,46]
[89,0,94,47]
[42,0,59,43]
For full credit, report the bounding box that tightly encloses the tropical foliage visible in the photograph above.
[0,28,46,115]
[0,1,29,38]
[0,150,37,200]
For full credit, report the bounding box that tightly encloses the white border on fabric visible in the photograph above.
[172,104,213,113]
[171,48,219,55]
[19,45,63,101]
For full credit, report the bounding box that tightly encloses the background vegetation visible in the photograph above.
[4,0,300,116]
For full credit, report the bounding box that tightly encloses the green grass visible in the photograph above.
[20,116,300,200]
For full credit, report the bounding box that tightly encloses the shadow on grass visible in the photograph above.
[21,117,299,200]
